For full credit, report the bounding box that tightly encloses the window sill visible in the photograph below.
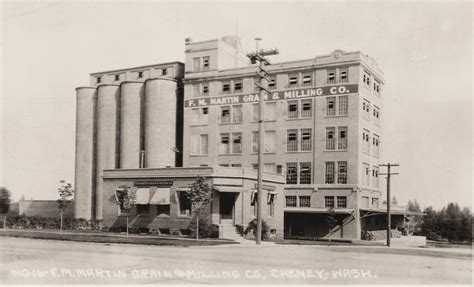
[219,122,242,125]
[190,124,208,127]
[285,151,312,154]
[324,149,348,152]
[218,153,242,156]
[285,117,312,121]
[250,120,277,123]
[190,154,208,157]
[324,115,348,118]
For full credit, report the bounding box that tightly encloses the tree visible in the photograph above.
[186,176,213,240]
[115,186,135,236]
[0,187,11,214]
[407,199,422,234]
[391,196,398,206]
[57,180,74,232]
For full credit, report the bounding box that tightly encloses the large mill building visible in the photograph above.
[74,36,387,240]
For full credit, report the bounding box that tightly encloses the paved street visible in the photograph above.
[0,236,471,285]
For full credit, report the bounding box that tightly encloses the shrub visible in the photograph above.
[190,219,219,238]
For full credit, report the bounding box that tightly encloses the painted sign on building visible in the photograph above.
[185,84,358,108]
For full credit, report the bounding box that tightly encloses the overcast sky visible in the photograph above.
[1,0,472,209]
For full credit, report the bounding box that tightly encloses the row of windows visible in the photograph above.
[363,71,381,94]
[361,196,380,209]
[362,99,380,125]
[193,56,210,72]
[326,126,348,150]
[96,68,169,84]
[326,96,348,116]
[250,191,276,217]
[285,195,347,208]
[286,162,312,184]
[362,164,380,187]
[325,161,348,184]
[362,129,380,156]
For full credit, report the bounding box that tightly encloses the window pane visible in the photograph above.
[193,57,200,71]
[200,135,208,155]
[287,101,298,119]
[338,96,348,115]
[264,130,276,153]
[326,97,336,116]
[338,126,347,149]
[301,99,312,118]
[287,129,298,152]
[286,163,297,184]
[232,133,242,154]
[299,196,311,207]
[300,128,311,151]
[337,161,347,184]
[252,131,259,153]
[265,102,276,121]
[233,105,242,123]
[337,196,347,208]
[220,106,231,124]
[286,196,297,207]
[326,127,335,150]
[299,162,311,184]
[325,196,335,208]
[325,162,335,184]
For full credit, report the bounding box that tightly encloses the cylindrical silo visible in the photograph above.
[145,78,177,168]
[74,87,96,220]
[120,81,144,169]
[95,84,120,220]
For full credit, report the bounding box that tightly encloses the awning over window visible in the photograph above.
[213,186,245,193]
[135,188,150,204]
[150,187,170,205]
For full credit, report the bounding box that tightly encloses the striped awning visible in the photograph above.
[135,188,150,204]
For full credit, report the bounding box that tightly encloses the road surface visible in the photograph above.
[0,236,471,285]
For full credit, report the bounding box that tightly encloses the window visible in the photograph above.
[338,126,347,150]
[202,83,209,96]
[202,56,210,70]
[373,106,380,125]
[234,80,243,93]
[252,131,258,153]
[138,71,143,79]
[232,105,242,123]
[287,129,298,152]
[337,161,347,184]
[268,76,276,90]
[373,134,380,157]
[326,127,335,150]
[178,191,191,216]
[362,99,371,120]
[287,101,298,119]
[325,162,335,184]
[372,198,379,208]
[231,164,241,167]
[96,76,101,84]
[301,99,312,118]
[232,133,242,154]
[220,105,242,124]
[268,193,275,217]
[286,196,297,207]
[363,163,370,186]
[193,84,200,97]
[302,73,312,86]
[361,196,369,209]
[288,74,298,88]
[286,163,297,184]
[373,80,380,93]
[252,104,260,122]
[337,196,347,208]
[222,82,231,94]
[339,68,348,83]
[328,70,336,84]
[157,205,170,216]
[193,57,200,71]
[326,97,336,116]
[373,166,380,187]
[220,106,231,124]
[264,163,276,173]
[264,130,276,153]
[338,96,348,116]
[299,196,311,207]
[300,129,312,151]
[276,165,283,174]
[191,107,208,126]
[161,68,167,76]
[363,72,371,86]
[219,133,230,154]
[251,163,258,170]
[265,102,276,121]
[325,196,335,208]
[136,204,150,215]
[114,74,120,81]
[299,162,312,184]
[363,129,370,154]
[191,134,208,155]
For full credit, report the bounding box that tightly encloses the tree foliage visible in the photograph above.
[187,176,213,213]
[0,187,11,214]
[57,181,74,211]
[421,202,472,242]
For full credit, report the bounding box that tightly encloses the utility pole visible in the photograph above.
[247,39,278,245]
[380,163,399,247]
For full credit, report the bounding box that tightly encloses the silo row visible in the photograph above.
[74,78,178,220]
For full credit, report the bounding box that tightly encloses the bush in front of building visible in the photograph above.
[4,215,104,231]
[190,219,219,238]
[244,219,270,240]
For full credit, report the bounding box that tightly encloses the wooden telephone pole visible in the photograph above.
[380,163,399,247]
[247,38,278,245]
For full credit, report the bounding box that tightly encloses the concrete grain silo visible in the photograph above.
[95,84,120,220]
[144,78,177,168]
[120,81,144,169]
[74,87,97,220]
